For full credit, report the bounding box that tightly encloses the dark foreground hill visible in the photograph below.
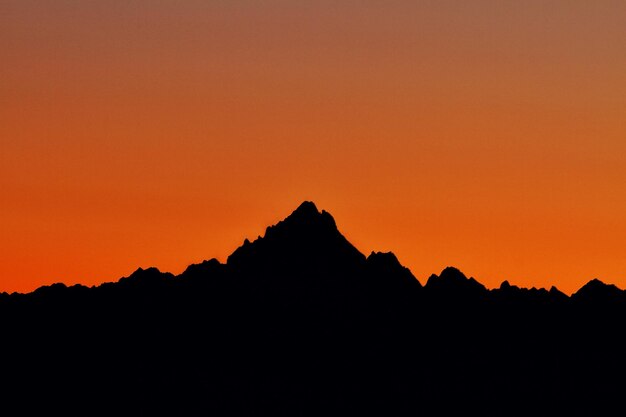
[1,201,625,416]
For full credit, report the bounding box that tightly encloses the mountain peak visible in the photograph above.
[292,200,319,216]
[226,201,365,271]
[366,251,422,290]
[572,278,624,303]
[272,200,337,234]
[425,266,486,295]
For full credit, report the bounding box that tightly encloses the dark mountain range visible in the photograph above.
[1,201,625,416]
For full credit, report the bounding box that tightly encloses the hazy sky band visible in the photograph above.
[1,1,625,294]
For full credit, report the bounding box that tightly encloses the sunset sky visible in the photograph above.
[2,1,625,294]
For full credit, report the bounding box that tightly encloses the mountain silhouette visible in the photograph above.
[227,201,367,295]
[228,201,365,271]
[425,266,487,296]
[572,278,624,304]
[1,201,625,416]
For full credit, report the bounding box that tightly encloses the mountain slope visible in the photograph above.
[0,201,625,416]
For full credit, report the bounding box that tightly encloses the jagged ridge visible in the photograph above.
[0,201,624,417]
[3,201,620,298]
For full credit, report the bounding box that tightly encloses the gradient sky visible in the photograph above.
[2,1,625,294]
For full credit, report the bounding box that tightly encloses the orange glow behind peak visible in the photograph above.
[2,1,625,294]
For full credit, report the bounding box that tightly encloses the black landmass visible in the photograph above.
[1,201,625,416]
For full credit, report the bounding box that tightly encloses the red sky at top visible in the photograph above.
[1,1,625,294]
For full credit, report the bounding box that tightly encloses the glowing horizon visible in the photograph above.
[2,1,625,295]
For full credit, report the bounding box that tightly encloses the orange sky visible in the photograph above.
[2,1,625,294]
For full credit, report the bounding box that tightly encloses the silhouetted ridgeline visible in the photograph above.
[1,201,624,416]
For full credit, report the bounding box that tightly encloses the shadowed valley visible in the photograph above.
[1,202,624,416]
